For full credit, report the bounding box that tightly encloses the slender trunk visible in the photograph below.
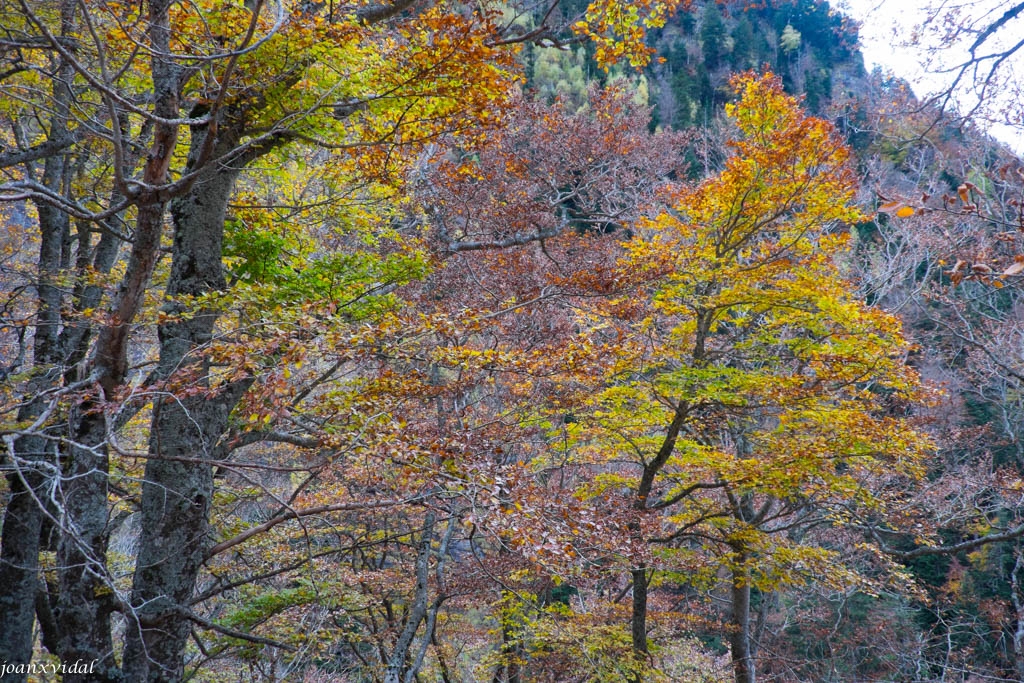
[54,417,121,682]
[56,62,174,683]
[0,263,63,674]
[405,516,455,683]
[1011,548,1024,681]
[50,217,127,683]
[630,566,649,655]
[491,577,523,683]
[730,564,755,683]
[35,577,61,655]
[432,628,453,683]
[491,617,522,683]
[53,222,127,683]
[385,513,436,683]
[627,401,690,681]
[0,10,74,659]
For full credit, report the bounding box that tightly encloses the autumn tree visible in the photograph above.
[0,0,503,670]
[555,73,933,683]
[17,0,1024,680]
[0,0,709,677]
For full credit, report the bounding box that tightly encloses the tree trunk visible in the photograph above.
[1011,548,1024,681]
[625,565,650,683]
[491,616,522,683]
[0,266,63,677]
[627,402,691,681]
[385,513,436,683]
[631,566,649,655]
[730,565,755,683]
[0,17,74,662]
[0,442,49,678]
[121,116,247,681]
[405,516,456,683]
[54,418,121,682]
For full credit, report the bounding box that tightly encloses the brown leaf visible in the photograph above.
[1002,261,1024,276]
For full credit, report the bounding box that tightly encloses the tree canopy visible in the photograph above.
[4,1,1024,682]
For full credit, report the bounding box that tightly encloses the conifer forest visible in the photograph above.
[3,0,1024,680]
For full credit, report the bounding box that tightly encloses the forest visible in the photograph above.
[2,0,1024,681]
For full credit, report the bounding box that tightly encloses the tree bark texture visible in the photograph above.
[122,116,247,681]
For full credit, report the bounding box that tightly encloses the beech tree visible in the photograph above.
[0,0,703,679]
[554,73,933,683]
[8,0,1024,680]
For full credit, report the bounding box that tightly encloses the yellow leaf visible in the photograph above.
[895,206,915,218]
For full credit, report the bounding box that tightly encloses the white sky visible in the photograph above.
[836,0,1024,154]
[836,0,934,76]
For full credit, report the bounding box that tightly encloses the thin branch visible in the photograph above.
[969,2,1024,55]
[883,521,1024,560]
[180,609,297,651]
[0,136,77,170]
[206,496,423,559]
